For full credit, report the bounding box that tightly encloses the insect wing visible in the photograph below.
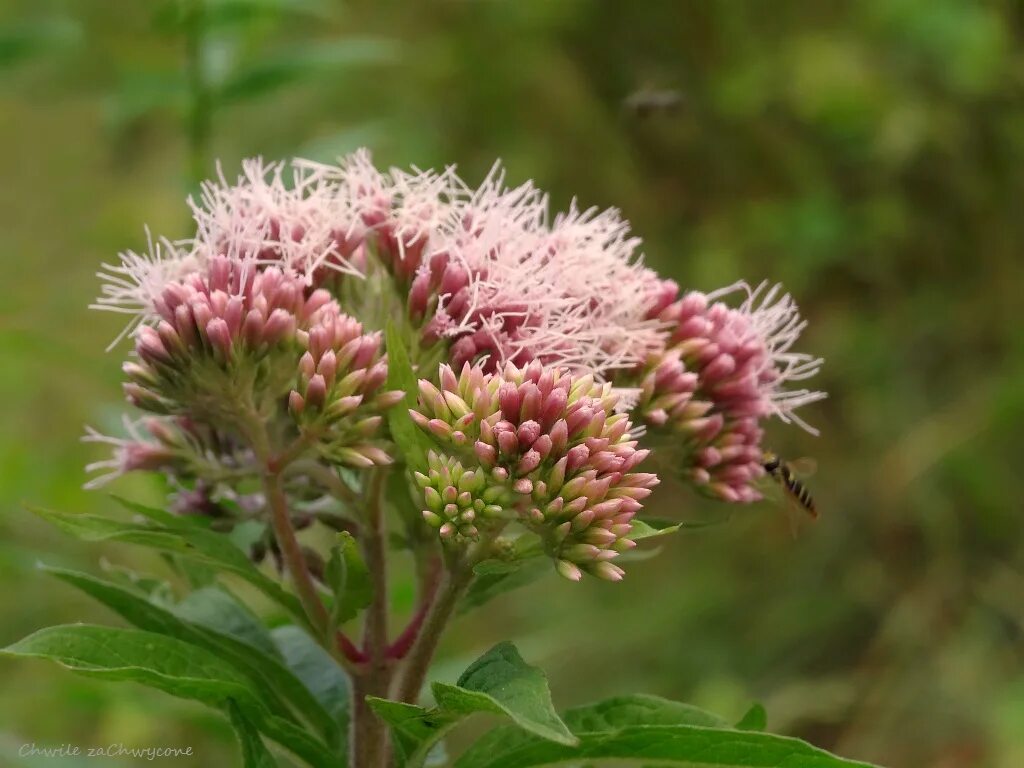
[787,457,818,478]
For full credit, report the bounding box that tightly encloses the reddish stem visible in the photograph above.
[387,567,441,660]
[337,631,369,664]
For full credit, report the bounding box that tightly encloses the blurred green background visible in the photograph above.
[2,1,1023,766]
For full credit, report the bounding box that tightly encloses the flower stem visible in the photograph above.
[350,468,393,768]
[387,556,441,660]
[394,562,474,704]
[262,471,330,640]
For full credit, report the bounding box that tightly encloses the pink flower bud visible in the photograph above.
[262,308,295,346]
[136,326,171,365]
[305,374,327,409]
[516,420,541,448]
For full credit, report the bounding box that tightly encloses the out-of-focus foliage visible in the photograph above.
[0,1,1021,766]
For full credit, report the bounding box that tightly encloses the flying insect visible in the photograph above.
[762,451,818,524]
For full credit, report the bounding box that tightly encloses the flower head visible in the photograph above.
[411,361,657,580]
[83,416,193,489]
[637,281,825,502]
[190,157,367,282]
[92,234,202,348]
[122,255,398,465]
[290,309,404,467]
[405,169,667,377]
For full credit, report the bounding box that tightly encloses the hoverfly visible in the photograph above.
[762,452,818,532]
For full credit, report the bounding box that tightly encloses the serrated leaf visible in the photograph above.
[435,642,575,744]
[325,531,373,625]
[218,37,398,104]
[228,699,279,768]
[271,625,350,732]
[2,625,336,767]
[737,703,768,732]
[385,320,431,472]
[30,507,307,624]
[43,566,341,745]
[562,694,728,731]
[454,724,879,768]
[369,641,575,767]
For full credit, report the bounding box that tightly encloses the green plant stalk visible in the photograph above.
[350,469,394,768]
[394,557,474,704]
[263,471,332,641]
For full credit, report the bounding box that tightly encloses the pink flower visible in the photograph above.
[637,281,825,502]
[97,152,665,381]
[123,255,399,465]
[82,417,184,489]
[190,157,367,283]
[405,169,667,377]
[92,233,202,349]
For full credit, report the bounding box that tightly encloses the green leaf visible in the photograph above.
[455,725,879,768]
[369,642,575,767]
[173,586,279,658]
[434,642,575,744]
[42,566,342,746]
[325,531,373,626]
[460,557,549,614]
[364,698,444,766]
[385,320,431,472]
[98,559,175,600]
[113,495,187,527]
[629,519,684,539]
[31,507,307,624]
[630,514,733,538]
[2,625,336,768]
[218,38,398,104]
[271,625,350,731]
[562,694,729,731]
[737,703,768,732]
[228,700,279,768]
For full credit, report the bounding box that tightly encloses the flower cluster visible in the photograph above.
[410,362,657,580]
[98,152,666,380]
[636,282,825,502]
[126,256,324,419]
[414,451,509,543]
[190,158,368,283]
[402,178,669,376]
[291,313,403,467]
[87,150,827,585]
[111,254,397,480]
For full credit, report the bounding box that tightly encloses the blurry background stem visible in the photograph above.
[183,0,212,187]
